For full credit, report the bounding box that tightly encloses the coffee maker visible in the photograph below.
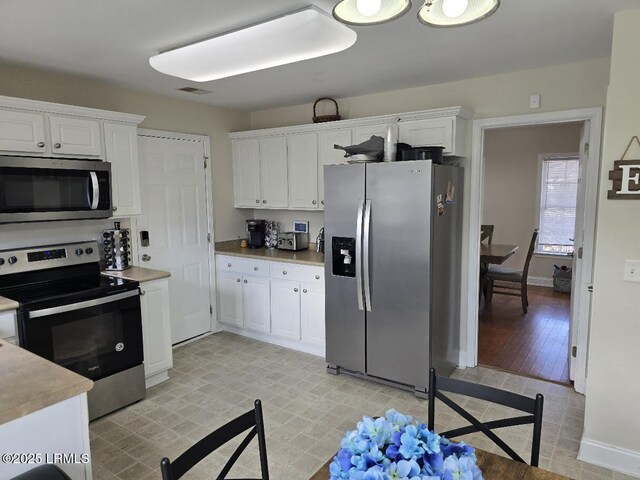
[246,220,266,249]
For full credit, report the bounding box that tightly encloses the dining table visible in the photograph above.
[480,243,519,265]
[309,448,570,479]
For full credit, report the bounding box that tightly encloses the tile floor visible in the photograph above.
[89,332,633,480]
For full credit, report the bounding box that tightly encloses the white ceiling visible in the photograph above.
[0,0,635,111]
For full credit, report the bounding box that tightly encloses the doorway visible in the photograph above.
[478,123,582,385]
[133,130,215,345]
[466,108,603,394]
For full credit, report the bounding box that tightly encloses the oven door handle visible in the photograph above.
[89,171,99,210]
[28,290,139,319]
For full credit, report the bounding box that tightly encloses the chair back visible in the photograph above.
[480,225,494,244]
[522,229,539,279]
[160,399,269,480]
[427,368,544,467]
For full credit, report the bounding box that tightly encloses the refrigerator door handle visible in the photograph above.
[363,199,372,312]
[355,199,365,311]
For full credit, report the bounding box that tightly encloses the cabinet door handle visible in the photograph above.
[283,271,287,275]
[37,141,45,148]
[244,280,248,284]
[263,200,267,204]
[312,200,317,205]
[54,143,61,149]
[237,278,241,282]
[321,200,324,205]
[294,288,298,292]
[228,263,232,267]
[256,199,260,204]
[140,290,146,296]
[303,289,307,293]
[113,206,118,212]
[315,275,320,279]
[254,266,258,271]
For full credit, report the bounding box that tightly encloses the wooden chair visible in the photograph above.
[427,368,544,467]
[486,229,539,313]
[480,224,494,244]
[11,466,71,480]
[160,399,269,480]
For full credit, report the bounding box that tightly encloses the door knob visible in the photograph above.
[303,289,307,293]
[141,254,151,262]
[37,141,45,148]
[244,280,248,283]
[294,288,299,292]
[140,289,146,296]
[54,143,61,149]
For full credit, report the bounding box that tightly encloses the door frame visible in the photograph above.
[465,107,602,394]
[133,128,218,336]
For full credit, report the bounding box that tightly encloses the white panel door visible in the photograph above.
[353,124,388,144]
[300,282,325,347]
[288,132,318,209]
[318,129,351,208]
[271,279,301,340]
[138,135,212,344]
[398,119,453,153]
[242,275,271,333]
[233,138,261,207]
[259,136,288,208]
[104,123,141,216]
[0,110,46,153]
[140,279,173,377]
[217,271,243,327]
[49,115,102,156]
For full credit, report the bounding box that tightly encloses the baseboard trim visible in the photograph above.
[220,324,325,358]
[528,276,554,287]
[579,437,640,478]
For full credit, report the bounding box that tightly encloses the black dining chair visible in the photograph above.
[480,224,494,244]
[160,399,269,480]
[10,465,71,480]
[485,229,539,313]
[427,368,544,467]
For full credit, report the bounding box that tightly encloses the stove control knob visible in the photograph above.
[85,247,94,255]
[75,248,84,256]
[8,256,17,265]
[0,258,4,266]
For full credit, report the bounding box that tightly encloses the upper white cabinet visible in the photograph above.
[0,110,47,153]
[230,107,471,211]
[49,115,102,157]
[105,123,141,216]
[288,132,318,209]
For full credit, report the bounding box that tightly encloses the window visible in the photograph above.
[537,156,579,255]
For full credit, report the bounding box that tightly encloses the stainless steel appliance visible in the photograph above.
[278,232,309,251]
[324,160,463,394]
[0,156,112,224]
[316,227,325,254]
[0,241,145,420]
[103,222,132,271]
[247,219,266,249]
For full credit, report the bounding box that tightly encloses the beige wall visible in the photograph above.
[582,8,640,463]
[0,61,252,241]
[250,58,611,129]
[483,123,580,280]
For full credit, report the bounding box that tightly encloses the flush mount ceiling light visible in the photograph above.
[333,0,412,26]
[149,6,357,82]
[418,0,499,27]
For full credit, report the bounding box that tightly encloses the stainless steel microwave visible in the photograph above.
[0,156,112,223]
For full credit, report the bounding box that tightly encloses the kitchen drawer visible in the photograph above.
[269,262,324,284]
[216,255,270,276]
[0,311,17,340]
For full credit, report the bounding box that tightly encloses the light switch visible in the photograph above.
[624,260,640,282]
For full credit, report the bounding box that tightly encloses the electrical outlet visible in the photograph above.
[529,94,541,109]
[624,260,640,282]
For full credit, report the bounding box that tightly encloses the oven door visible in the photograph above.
[0,156,112,223]
[18,290,143,381]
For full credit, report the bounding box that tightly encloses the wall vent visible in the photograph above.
[177,87,212,95]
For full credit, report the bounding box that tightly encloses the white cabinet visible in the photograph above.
[233,138,261,208]
[0,110,46,153]
[353,124,388,144]
[217,271,244,327]
[288,132,318,209]
[105,122,141,216]
[242,275,271,333]
[140,278,173,384]
[301,283,325,347]
[398,117,466,156]
[259,136,288,208]
[271,279,301,340]
[0,310,17,344]
[318,128,351,208]
[49,115,102,156]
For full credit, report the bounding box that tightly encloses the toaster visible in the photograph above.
[278,232,309,251]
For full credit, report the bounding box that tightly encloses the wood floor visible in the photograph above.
[478,285,571,385]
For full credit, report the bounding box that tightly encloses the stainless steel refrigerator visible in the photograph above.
[324,160,463,394]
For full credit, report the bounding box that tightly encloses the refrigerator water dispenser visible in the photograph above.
[332,237,356,277]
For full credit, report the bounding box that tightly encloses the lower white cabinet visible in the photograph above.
[139,278,173,387]
[0,310,17,344]
[216,255,325,355]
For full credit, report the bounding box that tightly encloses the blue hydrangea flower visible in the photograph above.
[385,409,412,429]
[441,455,483,480]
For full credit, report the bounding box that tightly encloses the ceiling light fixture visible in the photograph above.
[149,6,357,82]
[418,0,499,27]
[333,0,412,26]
